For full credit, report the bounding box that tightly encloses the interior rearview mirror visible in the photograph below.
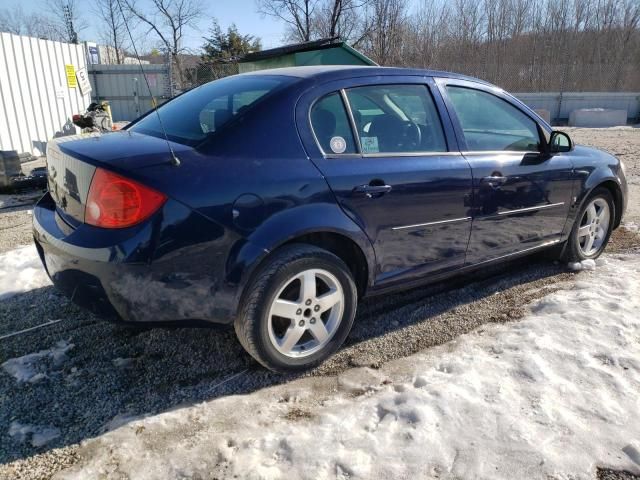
[549,131,573,154]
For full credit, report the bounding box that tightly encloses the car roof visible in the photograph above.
[239,65,493,87]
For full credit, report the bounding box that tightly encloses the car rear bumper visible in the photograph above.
[33,192,242,325]
[34,194,125,320]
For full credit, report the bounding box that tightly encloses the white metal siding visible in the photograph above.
[0,33,90,156]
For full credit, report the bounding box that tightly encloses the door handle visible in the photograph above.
[482,175,507,186]
[352,183,392,198]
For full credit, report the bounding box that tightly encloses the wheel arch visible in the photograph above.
[279,231,370,297]
[595,180,623,229]
[577,177,624,230]
[228,203,376,320]
[569,170,625,235]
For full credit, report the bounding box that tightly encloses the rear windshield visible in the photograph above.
[129,75,294,146]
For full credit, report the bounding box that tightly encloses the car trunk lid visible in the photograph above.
[46,138,97,225]
[46,132,189,225]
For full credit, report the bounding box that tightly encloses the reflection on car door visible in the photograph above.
[300,78,473,287]
[439,81,574,264]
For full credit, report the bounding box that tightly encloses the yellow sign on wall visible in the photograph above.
[65,64,77,88]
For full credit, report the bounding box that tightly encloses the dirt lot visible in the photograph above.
[0,128,639,479]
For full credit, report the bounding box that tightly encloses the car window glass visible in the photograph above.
[345,85,447,154]
[310,93,357,155]
[446,86,540,152]
[130,76,293,146]
[346,92,384,134]
[200,89,271,134]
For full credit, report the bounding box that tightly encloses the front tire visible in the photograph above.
[563,187,615,262]
[235,244,357,372]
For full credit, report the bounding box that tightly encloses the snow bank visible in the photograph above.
[0,245,51,299]
[58,254,640,480]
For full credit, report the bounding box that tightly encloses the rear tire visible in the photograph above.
[234,244,358,372]
[563,187,615,263]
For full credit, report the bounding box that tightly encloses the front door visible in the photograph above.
[298,78,473,286]
[439,81,575,263]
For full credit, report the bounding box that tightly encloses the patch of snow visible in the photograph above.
[623,221,639,233]
[568,258,597,271]
[2,340,74,383]
[0,245,51,299]
[9,421,60,447]
[58,254,640,480]
[112,357,134,369]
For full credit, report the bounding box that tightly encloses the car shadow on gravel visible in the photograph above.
[0,249,583,467]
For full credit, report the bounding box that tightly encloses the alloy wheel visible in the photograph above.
[577,197,610,257]
[267,268,344,358]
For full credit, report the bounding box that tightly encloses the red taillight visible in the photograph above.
[85,168,167,228]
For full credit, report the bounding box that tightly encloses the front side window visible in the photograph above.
[310,93,357,155]
[129,75,294,146]
[445,86,540,152]
[345,84,447,154]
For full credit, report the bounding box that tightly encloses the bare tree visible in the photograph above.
[451,0,483,45]
[0,5,64,40]
[93,0,130,64]
[257,0,318,42]
[0,6,24,34]
[311,0,373,45]
[47,0,88,43]
[258,0,373,45]
[123,0,205,88]
[404,0,451,68]
[361,0,407,65]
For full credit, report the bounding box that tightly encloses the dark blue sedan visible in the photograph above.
[33,66,628,371]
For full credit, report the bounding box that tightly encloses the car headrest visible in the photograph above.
[214,109,232,129]
[312,108,336,142]
[368,114,404,150]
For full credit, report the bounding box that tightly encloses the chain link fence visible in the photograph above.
[161,56,638,124]
[170,62,239,93]
[422,62,640,93]
[169,59,639,94]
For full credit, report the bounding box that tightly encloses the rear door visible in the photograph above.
[296,76,473,287]
[437,79,574,264]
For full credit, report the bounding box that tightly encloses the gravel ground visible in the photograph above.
[0,158,47,254]
[0,195,42,254]
[0,130,639,479]
[598,469,640,480]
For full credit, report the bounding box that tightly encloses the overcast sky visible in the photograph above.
[8,0,288,51]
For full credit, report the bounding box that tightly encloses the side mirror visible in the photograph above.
[549,131,573,154]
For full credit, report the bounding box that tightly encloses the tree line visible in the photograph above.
[1,0,638,91]
[259,0,640,90]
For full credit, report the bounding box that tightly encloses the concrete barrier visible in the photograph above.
[534,109,551,123]
[515,92,640,124]
[568,108,628,127]
[569,108,627,127]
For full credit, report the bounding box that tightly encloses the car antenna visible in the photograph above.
[115,0,180,166]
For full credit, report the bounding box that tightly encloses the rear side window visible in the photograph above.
[129,75,294,146]
[445,86,540,152]
[345,84,447,154]
[310,93,357,155]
